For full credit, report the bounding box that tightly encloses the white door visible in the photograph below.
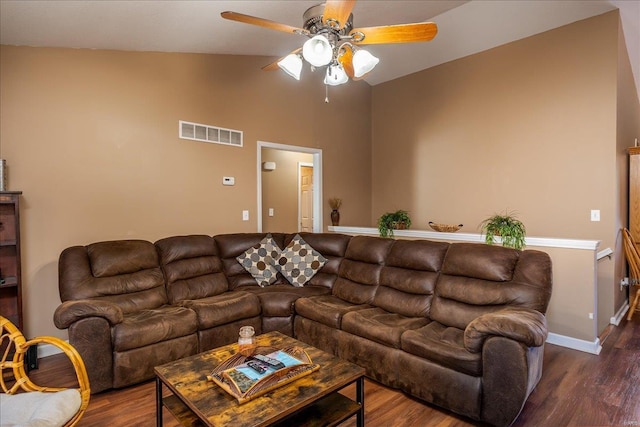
[299,165,313,232]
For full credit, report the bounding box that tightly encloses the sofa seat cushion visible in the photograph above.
[179,291,261,330]
[401,321,482,376]
[295,295,370,328]
[113,305,197,352]
[244,285,330,317]
[342,307,430,348]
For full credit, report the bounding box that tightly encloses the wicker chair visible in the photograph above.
[622,228,640,320]
[0,316,90,427]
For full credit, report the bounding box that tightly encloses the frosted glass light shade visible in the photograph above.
[324,64,348,86]
[352,49,379,78]
[302,35,333,67]
[277,54,303,80]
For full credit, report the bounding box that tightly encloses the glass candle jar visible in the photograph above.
[238,325,256,356]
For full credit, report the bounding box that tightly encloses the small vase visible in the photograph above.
[331,209,340,226]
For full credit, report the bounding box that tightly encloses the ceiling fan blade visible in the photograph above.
[262,61,281,72]
[337,46,355,79]
[221,11,307,35]
[262,48,302,71]
[322,0,356,30]
[350,22,437,45]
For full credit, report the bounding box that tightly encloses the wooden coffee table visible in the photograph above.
[155,331,365,427]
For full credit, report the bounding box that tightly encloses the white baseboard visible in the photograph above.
[546,333,602,355]
[37,342,64,358]
[610,301,629,326]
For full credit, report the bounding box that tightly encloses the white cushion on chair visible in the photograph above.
[0,389,81,427]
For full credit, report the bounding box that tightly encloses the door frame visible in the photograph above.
[298,162,314,232]
[257,141,323,233]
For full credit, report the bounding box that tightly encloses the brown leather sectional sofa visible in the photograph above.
[54,232,552,426]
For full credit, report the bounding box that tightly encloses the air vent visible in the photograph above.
[179,120,243,147]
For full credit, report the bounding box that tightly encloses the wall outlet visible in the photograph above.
[620,277,629,291]
[223,176,235,186]
[268,208,274,217]
[25,344,38,372]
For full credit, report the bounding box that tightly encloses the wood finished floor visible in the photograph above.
[25,316,640,426]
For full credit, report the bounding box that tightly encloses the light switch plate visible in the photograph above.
[223,176,235,186]
[242,210,249,221]
[590,210,600,222]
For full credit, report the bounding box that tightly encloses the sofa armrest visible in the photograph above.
[463,307,547,353]
[54,300,123,329]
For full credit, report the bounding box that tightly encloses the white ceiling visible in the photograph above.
[1,0,638,96]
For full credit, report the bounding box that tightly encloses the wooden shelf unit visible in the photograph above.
[0,191,23,330]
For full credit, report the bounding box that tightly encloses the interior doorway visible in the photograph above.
[257,141,323,233]
[299,163,314,232]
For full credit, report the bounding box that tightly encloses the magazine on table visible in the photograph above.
[208,346,320,403]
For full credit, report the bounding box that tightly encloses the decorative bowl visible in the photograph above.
[428,222,463,233]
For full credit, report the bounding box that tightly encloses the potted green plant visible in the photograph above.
[378,210,412,238]
[480,211,527,250]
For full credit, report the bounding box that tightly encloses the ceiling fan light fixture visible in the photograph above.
[324,63,349,86]
[352,49,380,78]
[221,3,439,99]
[302,34,333,67]
[277,53,303,80]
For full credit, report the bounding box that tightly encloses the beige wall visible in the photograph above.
[261,148,313,233]
[372,11,639,334]
[2,11,638,343]
[0,46,372,338]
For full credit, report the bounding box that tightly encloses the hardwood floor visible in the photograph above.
[25,317,640,426]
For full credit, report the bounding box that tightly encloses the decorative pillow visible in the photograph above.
[236,235,282,287]
[276,234,327,287]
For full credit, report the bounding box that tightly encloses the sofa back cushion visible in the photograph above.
[58,240,167,313]
[333,236,394,304]
[214,233,288,290]
[155,235,228,304]
[374,239,449,317]
[430,243,552,330]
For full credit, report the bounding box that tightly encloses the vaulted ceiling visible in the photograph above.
[1,1,638,97]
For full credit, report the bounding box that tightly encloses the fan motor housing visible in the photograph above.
[303,3,353,35]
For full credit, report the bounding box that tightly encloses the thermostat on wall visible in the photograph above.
[223,176,235,186]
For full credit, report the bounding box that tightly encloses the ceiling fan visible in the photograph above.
[221,0,438,87]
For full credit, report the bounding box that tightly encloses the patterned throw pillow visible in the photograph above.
[236,235,282,287]
[276,234,327,287]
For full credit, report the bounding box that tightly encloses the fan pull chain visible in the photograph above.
[325,84,329,103]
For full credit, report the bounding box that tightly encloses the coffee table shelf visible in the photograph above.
[163,390,362,427]
[272,392,362,427]
[163,394,202,427]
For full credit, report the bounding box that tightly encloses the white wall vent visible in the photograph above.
[179,120,243,147]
